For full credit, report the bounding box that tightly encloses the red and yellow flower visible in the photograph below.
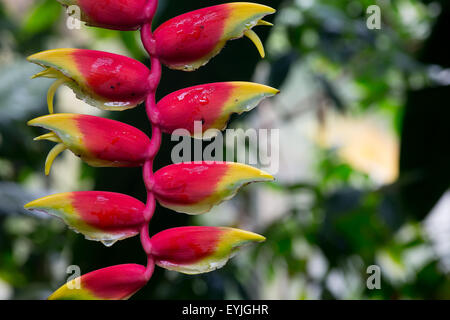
[28,113,151,175]
[26,0,277,300]
[150,226,265,274]
[49,264,148,300]
[155,82,279,138]
[150,162,273,214]
[28,49,151,113]
[24,191,146,246]
[151,3,275,71]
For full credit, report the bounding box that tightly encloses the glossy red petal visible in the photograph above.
[24,191,145,245]
[155,82,278,137]
[28,114,151,170]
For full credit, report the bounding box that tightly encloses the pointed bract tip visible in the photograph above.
[34,132,62,143]
[27,113,76,127]
[27,48,76,63]
[244,29,265,58]
[23,194,61,210]
[45,143,67,175]
[261,171,275,181]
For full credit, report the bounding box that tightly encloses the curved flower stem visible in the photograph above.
[147,57,162,92]
[147,120,162,159]
[144,0,158,24]
[141,23,157,57]
[140,222,152,255]
[142,161,156,220]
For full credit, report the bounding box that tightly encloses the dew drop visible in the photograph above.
[199,96,209,105]
[101,239,117,247]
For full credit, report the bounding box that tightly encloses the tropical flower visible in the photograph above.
[24,191,146,246]
[28,49,151,113]
[155,81,279,138]
[150,162,273,214]
[28,113,151,175]
[49,264,148,300]
[25,1,276,300]
[150,3,275,71]
[150,226,265,274]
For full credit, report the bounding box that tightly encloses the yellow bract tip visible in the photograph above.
[261,171,274,181]
[257,20,273,27]
[31,68,61,79]
[228,2,276,16]
[27,113,77,127]
[226,162,274,183]
[225,228,266,244]
[230,82,280,97]
[23,194,60,210]
[23,202,33,209]
[34,132,62,143]
[27,48,76,63]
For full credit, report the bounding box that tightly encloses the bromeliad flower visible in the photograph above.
[155,82,279,138]
[28,49,151,113]
[150,2,275,71]
[28,113,151,175]
[150,226,265,274]
[150,162,273,214]
[24,191,146,246]
[58,0,156,30]
[49,264,148,300]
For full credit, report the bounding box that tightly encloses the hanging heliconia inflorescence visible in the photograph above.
[25,1,278,300]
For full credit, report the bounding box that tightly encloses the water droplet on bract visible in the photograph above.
[199,96,209,105]
[101,239,117,247]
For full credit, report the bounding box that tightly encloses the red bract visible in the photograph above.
[28,49,151,113]
[24,191,146,245]
[150,162,273,214]
[58,0,156,30]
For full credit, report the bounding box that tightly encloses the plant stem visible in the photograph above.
[139,18,163,274]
